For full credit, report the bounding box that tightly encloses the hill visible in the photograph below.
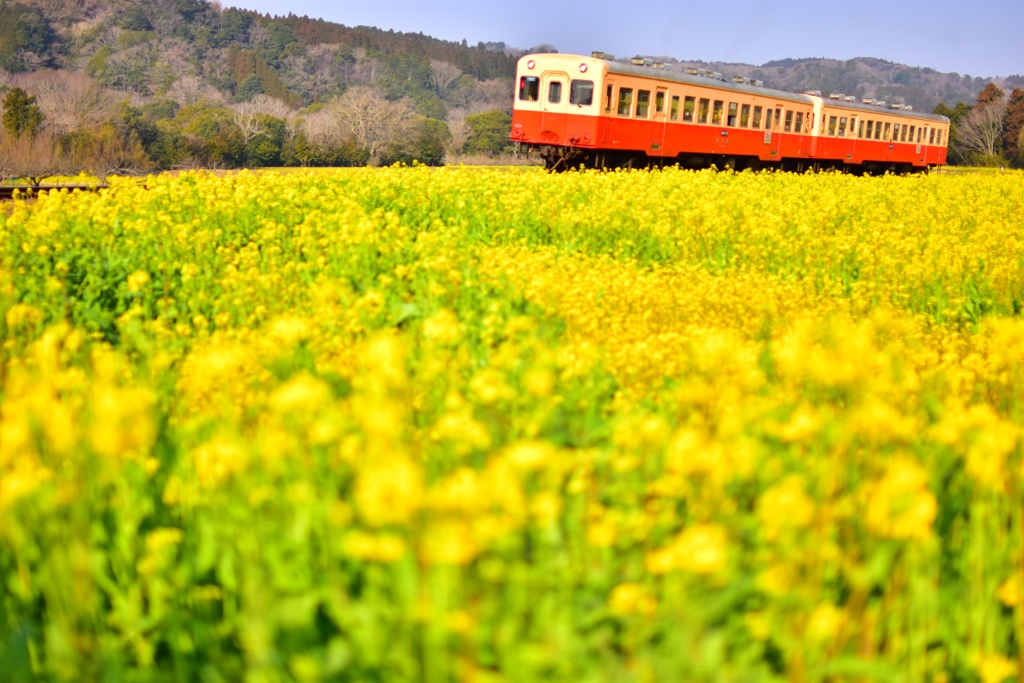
[0,0,1014,174]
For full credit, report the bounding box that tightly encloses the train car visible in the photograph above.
[511,52,950,173]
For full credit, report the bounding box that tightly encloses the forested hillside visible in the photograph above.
[0,0,1019,176]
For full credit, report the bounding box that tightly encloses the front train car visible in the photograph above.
[510,53,607,170]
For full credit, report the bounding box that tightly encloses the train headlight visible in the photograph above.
[579,63,588,73]
[527,60,536,69]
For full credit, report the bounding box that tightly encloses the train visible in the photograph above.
[510,52,950,173]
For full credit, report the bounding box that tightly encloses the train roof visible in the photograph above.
[522,54,949,124]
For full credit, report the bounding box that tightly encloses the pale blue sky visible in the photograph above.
[225,1,1022,78]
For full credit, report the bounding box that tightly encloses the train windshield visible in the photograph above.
[519,76,539,102]
[570,80,594,106]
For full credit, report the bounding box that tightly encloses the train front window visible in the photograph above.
[618,88,633,116]
[570,80,594,106]
[637,90,651,118]
[548,81,562,104]
[519,76,539,102]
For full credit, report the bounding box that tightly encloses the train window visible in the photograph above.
[519,76,540,102]
[838,117,848,137]
[618,88,633,116]
[548,81,562,104]
[918,128,924,143]
[570,80,594,106]
[774,108,782,129]
[892,123,900,141]
[656,91,666,114]
[907,125,915,142]
[637,90,651,118]
[929,128,936,145]
[795,112,805,133]
[937,130,944,145]
[874,123,883,140]
[727,103,738,126]
[859,121,866,138]
[901,126,909,142]
[605,84,613,112]
[741,104,750,127]
[828,116,837,136]
[712,100,724,125]
[684,97,696,122]
[764,108,773,130]
[698,98,710,124]
[671,96,680,121]
[883,123,891,140]
[866,121,874,139]
[784,111,794,132]
[752,106,763,128]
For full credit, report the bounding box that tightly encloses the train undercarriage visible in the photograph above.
[534,144,929,175]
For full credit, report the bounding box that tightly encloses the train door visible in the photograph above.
[768,105,782,159]
[651,86,669,155]
[540,71,570,143]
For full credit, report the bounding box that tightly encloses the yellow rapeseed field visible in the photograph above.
[2,167,1024,682]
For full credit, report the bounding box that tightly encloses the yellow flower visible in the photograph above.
[864,457,936,541]
[608,582,658,617]
[354,456,423,527]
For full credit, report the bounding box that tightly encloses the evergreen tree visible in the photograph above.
[2,88,44,139]
[1002,88,1024,165]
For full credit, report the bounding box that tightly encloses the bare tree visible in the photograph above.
[28,71,116,136]
[956,99,1008,161]
[231,94,294,145]
[0,132,74,187]
[429,60,462,93]
[167,74,223,107]
[319,87,416,162]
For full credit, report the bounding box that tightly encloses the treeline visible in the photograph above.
[936,84,1024,167]
[0,69,516,184]
[0,0,523,179]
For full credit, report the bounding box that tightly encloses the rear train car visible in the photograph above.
[511,53,949,173]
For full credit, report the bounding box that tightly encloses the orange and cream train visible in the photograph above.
[511,52,950,173]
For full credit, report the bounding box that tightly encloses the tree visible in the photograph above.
[27,71,115,137]
[463,109,512,155]
[0,131,72,186]
[955,98,1007,164]
[2,88,44,139]
[320,87,416,162]
[429,60,462,93]
[976,83,1005,107]
[1002,88,1024,165]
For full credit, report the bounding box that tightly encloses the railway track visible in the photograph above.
[0,184,110,200]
